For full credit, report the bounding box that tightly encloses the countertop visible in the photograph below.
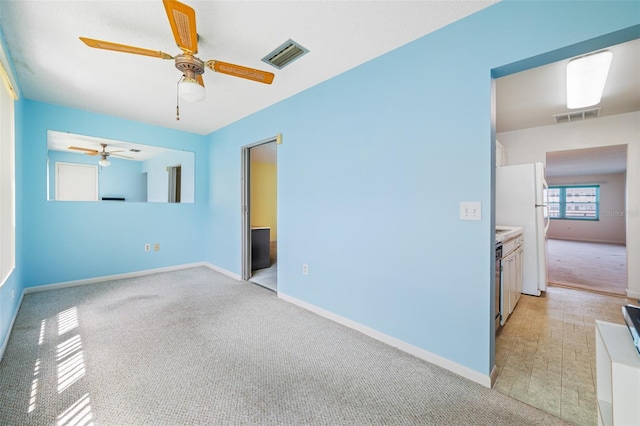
[495,225,524,243]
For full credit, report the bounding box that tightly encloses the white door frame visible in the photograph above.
[241,135,279,281]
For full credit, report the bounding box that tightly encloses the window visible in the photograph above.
[0,57,16,286]
[548,185,599,220]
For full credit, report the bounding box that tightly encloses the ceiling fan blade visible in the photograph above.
[68,146,100,155]
[163,0,198,54]
[206,60,275,85]
[196,74,205,87]
[80,37,174,60]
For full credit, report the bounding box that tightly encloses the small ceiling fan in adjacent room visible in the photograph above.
[68,144,133,167]
[79,0,275,118]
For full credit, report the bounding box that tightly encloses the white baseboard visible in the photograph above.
[0,290,24,362]
[627,289,640,300]
[278,292,492,388]
[490,364,499,387]
[24,262,208,294]
[202,263,242,281]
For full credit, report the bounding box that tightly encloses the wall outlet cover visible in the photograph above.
[460,201,482,221]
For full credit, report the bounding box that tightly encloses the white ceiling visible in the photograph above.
[497,38,639,177]
[545,145,628,178]
[2,2,637,175]
[496,38,640,133]
[0,0,496,135]
[47,130,170,161]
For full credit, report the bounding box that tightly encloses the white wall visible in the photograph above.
[498,111,640,298]
[546,172,626,244]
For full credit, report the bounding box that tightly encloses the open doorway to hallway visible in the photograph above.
[241,139,278,292]
[545,145,628,296]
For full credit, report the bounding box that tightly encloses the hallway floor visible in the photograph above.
[249,241,277,292]
[494,285,634,425]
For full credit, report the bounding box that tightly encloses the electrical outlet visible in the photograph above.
[154,243,160,251]
[460,201,482,221]
[144,244,151,252]
[302,264,309,275]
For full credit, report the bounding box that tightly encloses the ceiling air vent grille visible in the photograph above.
[262,39,309,69]
[553,108,601,124]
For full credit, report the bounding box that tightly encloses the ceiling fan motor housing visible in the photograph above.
[175,54,204,80]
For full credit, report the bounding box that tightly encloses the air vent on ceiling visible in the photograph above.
[262,39,309,69]
[553,108,601,124]
[129,149,141,152]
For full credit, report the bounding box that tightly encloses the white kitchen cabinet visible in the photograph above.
[503,249,521,316]
[514,246,523,307]
[595,321,640,426]
[500,232,524,324]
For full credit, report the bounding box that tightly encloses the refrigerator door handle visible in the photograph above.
[544,210,550,235]
[542,178,550,235]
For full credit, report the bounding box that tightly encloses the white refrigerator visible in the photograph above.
[496,162,549,296]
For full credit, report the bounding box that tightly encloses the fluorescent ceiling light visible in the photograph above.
[566,51,612,109]
[179,77,206,103]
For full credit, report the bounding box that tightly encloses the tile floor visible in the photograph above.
[494,285,635,425]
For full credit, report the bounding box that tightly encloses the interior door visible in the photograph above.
[241,136,279,283]
[55,162,98,201]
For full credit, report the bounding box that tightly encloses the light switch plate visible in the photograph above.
[460,201,482,220]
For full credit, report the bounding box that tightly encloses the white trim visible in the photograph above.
[278,292,492,388]
[24,262,207,294]
[202,262,242,281]
[627,289,640,299]
[0,290,24,362]
[490,364,499,387]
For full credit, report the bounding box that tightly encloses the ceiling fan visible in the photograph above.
[69,144,133,167]
[79,0,274,109]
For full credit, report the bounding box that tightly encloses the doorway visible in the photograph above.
[168,165,182,203]
[492,37,638,424]
[241,137,278,292]
[544,145,628,296]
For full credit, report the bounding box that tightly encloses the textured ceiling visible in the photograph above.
[496,38,640,133]
[496,38,639,177]
[0,0,496,135]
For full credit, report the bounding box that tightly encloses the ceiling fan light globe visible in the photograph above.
[99,158,110,167]
[179,78,206,103]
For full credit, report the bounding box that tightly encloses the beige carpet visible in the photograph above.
[547,239,627,296]
[0,267,568,425]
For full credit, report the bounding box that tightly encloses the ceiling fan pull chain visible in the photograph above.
[176,76,181,121]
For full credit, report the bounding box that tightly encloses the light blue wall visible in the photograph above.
[20,100,209,287]
[206,1,640,378]
[47,150,146,202]
[143,149,195,203]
